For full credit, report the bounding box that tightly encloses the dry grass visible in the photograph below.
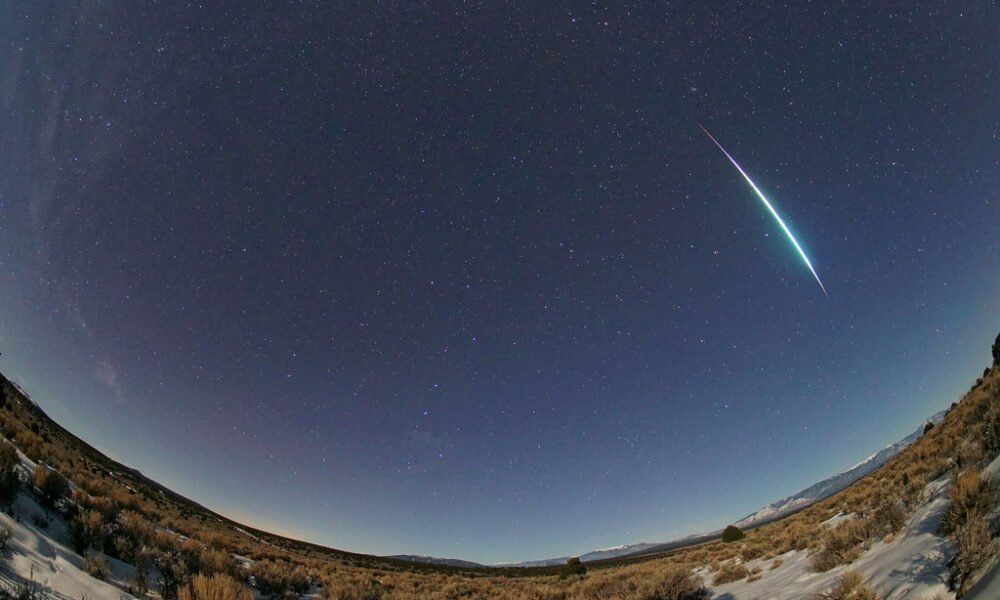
[817,570,881,600]
[179,573,254,600]
[711,560,749,585]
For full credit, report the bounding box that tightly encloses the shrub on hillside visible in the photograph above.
[939,470,996,537]
[561,556,586,578]
[118,510,155,548]
[113,512,158,595]
[819,570,881,600]
[13,431,44,462]
[179,574,254,600]
[712,561,749,585]
[739,539,766,562]
[641,565,708,599]
[31,466,68,508]
[982,395,1000,458]
[0,443,17,477]
[158,548,193,600]
[721,525,744,543]
[83,551,110,580]
[69,509,106,553]
[0,442,20,512]
[323,578,384,600]
[950,508,993,597]
[85,495,121,522]
[868,502,907,537]
[249,559,311,599]
[198,548,237,576]
[810,519,866,572]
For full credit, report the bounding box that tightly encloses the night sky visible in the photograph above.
[1,3,998,564]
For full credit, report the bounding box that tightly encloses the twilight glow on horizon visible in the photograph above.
[0,3,997,564]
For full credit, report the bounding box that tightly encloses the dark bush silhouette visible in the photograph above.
[721,525,744,543]
[69,509,106,553]
[32,466,68,508]
[561,556,586,577]
[992,331,1000,367]
[0,442,19,512]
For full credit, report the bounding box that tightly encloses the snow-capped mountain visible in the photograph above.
[733,410,947,529]
[507,410,946,567]
[393,410,946,569]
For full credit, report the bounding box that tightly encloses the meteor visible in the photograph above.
[700,125,828,296]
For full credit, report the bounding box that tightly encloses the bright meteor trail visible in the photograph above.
[700,125,828,296]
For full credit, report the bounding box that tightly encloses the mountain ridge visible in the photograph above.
[498,410,946,566]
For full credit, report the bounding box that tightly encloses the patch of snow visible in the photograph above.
[0,493,139,600]
[820,512,853,529]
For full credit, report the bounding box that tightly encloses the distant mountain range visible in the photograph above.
[502,543,664,568]
[387,411,945,568]
[387,555,485,569]
[500,410,946,567]
[732,409,946,530]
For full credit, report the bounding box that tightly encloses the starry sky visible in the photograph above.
[1,2,998,565]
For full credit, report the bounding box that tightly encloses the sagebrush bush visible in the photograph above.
[0,443,16,477]
[712,560,748,585]
[981,394,1000,458]
[31,466,68,508]
[643,565,709,599]
[323,578,384,600]
[69,508,105,553]
[819,570,881,600]
[810,519,865,572]
[939,470,996,537]
[83,551,110,580]
[13,431,43,462]
[179,573,254,600]
[249,558,311,599]
[199,548,237,576]
[868,501,907,537]
[951,508,992,597]
[0,442,19,512]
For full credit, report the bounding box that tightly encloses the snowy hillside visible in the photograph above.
[0,492,139,600]
[734,410,947,529]
[706,451,1000,599]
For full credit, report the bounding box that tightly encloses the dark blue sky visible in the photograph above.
[1,2,997,564]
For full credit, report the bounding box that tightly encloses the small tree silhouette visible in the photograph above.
[562,556,586,577]
[722,525,745,543]
[992,331,1000,367]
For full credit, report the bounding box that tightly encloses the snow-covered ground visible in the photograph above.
[0,492,138,600]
